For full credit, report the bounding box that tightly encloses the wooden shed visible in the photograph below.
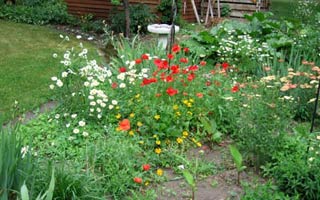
[64,0,201,23]
[64,0,270,23]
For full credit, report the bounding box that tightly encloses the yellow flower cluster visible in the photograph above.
[183,98,194,108]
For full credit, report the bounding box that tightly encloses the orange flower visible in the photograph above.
[118,119,130,131]
[133,177,142,184]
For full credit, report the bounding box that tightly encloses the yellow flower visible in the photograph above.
[156,140,161,145]
[135,94,140,99]
[144,181,149,186]
[129,113,135,118]
[183,99,189,105]
[182,131,189,137]
[154,114,160,120]
[173,104,179,110]
[176,111,181,116]
[176,137,183,144]
[137,121,143,127]
[129,130,134,136]
[155,148,162,154]
[187,111,193,115]
[196,142,202,147]
[138,140,144,145]
[156,169,163,176]
[187,103,192,107]
[192,138,196,142]
[189,98,194,103]
[153,134,158,138]
[116,113,121,119]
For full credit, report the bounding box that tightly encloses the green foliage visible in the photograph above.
[229,145,245,172]
[221,4,231,17]
[110,4,156,34]
[263,131,320,199]
[0,0,73,25]
[21,169,55,200]
[0,125,33,200]
[157,0,182,24]
[242,181,297,200]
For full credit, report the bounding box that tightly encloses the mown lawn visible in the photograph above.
[0,20,101,124]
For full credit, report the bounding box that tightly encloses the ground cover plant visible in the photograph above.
[0,20,101,124]
[1,1,320,199]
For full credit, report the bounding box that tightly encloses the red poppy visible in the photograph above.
[141,78,157,86]
[172,44,180,53]
[119,67,126,73]
[182,69,188,74]
[222,62,229,70]
[154,59,168,70]
[231,85,239,93]
[183,47,189,53]
[180,57,188,63]
[196,93,204,98]
[200,61,206,66]
[170,65,180,74]
[165,75,174,82]
[167,54,174,60]
[119,119,130,131]
[111,82,117,89]
[133,177,142,184]
[142,164,151,171]
[166,87,178,96]
[141,54,149,60]
[206,81,211,86]
[135,58,142,64]
[188,65,199,71]
[187,73,195,81]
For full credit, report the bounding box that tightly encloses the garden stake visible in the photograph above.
[167,0,177,55]
[310,78,320,133]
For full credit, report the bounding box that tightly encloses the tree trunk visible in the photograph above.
[123,0,130,38]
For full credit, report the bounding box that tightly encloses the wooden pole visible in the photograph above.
[217,0,221,18]
[191,0,201,24]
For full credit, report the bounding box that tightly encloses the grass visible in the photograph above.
[0,20,101,124]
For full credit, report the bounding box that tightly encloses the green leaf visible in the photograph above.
[229,145,243,171]
[20,182,30,200]
[45,169,55,200]
[182,170,195,188]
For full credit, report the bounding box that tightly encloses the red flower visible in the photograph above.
[206,81,211,86]
[172,44,180,53]
[196,93,204,98]
[188,65,199,71]
[119,119,130,131]
[135,58,142,64]
[141,78,157,86]
[119,67,126,73]
[166,87,178,96]
[183,47,189,53]
[142,164,151,171]
[133,177,142,184]
[111,82,117,89]
[187,73,195,81]
[222,62,229,70]
[154,59,168,70]
[165,75,174,82]
[167,54,174,60]
[180,57,188,63]
[141,54,149,60]
[200,61,206,66]
[170,65,180,74]
[231,85,239,93]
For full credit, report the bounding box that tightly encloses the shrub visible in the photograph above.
[110,4,156,34]
[0,0,73,25]
[157,0,182,24]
